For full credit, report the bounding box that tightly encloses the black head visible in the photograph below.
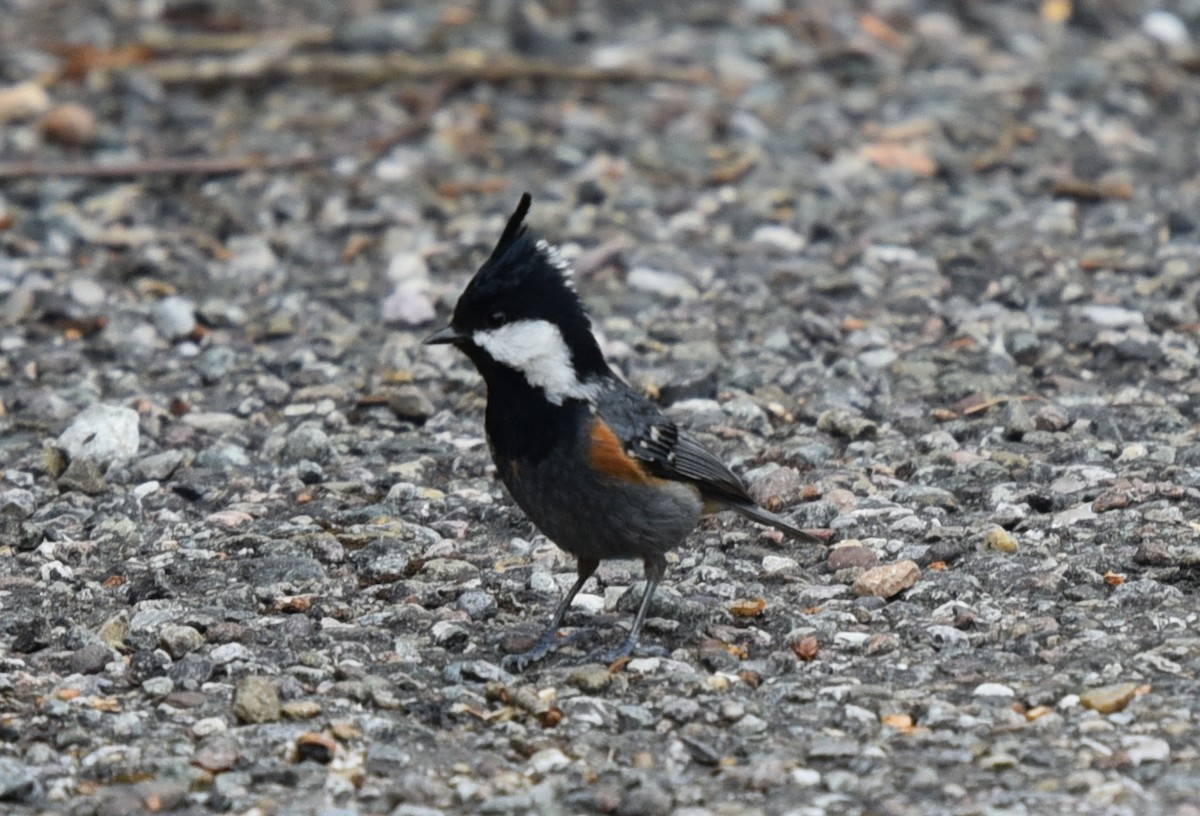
[425,194,611,393]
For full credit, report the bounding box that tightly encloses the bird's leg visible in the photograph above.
[502,558,598,672]
[586,554,668,664]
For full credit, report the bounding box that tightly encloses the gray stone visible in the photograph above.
[159,624,204,658]
[617,703,657,729]
[133,450,185,481]
[283,424,331,464]
[456,590,497,620]
[807,735,861,760]
[816,408,877,440]
[195,444,250,470]
[1004,400,1035,440]
[431,621,469,650]
[0,488,35,518]
[57,457,107,493]
[418,558,478,583]
[70,642,113,674]
[195,346,238,384]
[240,556,326,588]
[333,11,439,51]
[389,384,436,422]
[616,781,672,816]
[927,625,970,652]
[442,661,511,684]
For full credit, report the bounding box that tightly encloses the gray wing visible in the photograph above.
[594,384,823,543]
[667,429,821,542]
[663,429,755,502]
[594,385,751,502]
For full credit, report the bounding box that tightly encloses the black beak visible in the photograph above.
[423,325,464,345]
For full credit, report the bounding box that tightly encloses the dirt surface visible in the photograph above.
[2,2,1199,815]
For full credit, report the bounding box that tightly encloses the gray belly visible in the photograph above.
[500,452,702,562]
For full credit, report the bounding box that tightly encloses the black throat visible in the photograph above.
[464,345,588,464]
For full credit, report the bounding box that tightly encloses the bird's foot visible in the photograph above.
[500,628,591,673]
[582,637,667,666]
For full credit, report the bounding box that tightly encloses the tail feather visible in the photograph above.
[725,501,825,544]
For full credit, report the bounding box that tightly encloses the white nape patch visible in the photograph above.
[474,319,598,405]
[536,239,575,291]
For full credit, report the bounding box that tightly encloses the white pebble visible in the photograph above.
[751,224,807,254]
[40,560,73,582]
[1123,735,1170,765]
[386,251,429,283]
[209,643,253,665]
[625,657,661,674]
[226,236,277,279]
[69,278,106,307]
[192,717,228,737]
[58,403,140,465]
[528,747,570,774]
[762,555,797,574]
[790,767,821,787]
[627,267,698,300]
[833,631,869,648]
[1143,11,1189,46]
[570,592,605,614]
[1117,443,1147,462]
[381,283,435,326]
[1078,304,1145,328]
[529,568,557,594]
[133,481,159,502]
[151,296,197,340]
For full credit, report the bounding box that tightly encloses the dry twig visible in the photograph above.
[132,49,710,89]
[0,152,325,181]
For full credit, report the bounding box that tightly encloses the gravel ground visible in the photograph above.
[2,1,1200,815]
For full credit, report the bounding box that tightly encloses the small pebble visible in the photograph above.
[826,544,877,572]
[232,676,281,724]
[1004,400,1034,440]
[1034,405,1070,432]
[58,404,140,465]
[528,747,571,774]
[852,560,920,599]
[984,528,1018,554]
[1079,682,1139,715]
[159,624,204,659]
[567,665,613,693]
[627,267,698,300]
[40,103,98,145]
[1143,11,1189,46]
[0,80,50,123]
[152,296,197,340]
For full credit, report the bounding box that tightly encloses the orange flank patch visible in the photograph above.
[588,420,649,483]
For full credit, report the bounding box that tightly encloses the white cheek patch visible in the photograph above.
[474,319,597,405]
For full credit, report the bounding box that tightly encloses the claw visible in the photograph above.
[501,628,592,673]
[500,632,558,673]
[499,560,600,673]
[501,652,535,674]
[584,640,633,665]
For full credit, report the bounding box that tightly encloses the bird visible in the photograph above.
[425,193,822,670]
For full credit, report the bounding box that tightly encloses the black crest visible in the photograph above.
[449,193,609,379]
[457,193,573,308]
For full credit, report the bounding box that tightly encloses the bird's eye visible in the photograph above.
[486,310,506,328]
